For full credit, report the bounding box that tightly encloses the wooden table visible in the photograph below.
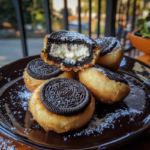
[1,128,150,150]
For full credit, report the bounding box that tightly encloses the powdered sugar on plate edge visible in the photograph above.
[63,108,142,140]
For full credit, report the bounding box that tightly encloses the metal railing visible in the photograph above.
[116,0,144,57]
[12,0,140,58]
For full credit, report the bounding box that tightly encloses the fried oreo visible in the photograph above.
[95,37,124,71]
[96,37,118,56]
[23,58,75,92]
[29,78,95,133]
[41,30,101,71]
[79,65,130,104]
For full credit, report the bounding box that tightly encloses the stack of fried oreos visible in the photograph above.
[23,30,130,133]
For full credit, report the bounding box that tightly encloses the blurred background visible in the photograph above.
[0,0,150,66]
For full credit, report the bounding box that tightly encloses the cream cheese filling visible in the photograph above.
[50,44,90,64]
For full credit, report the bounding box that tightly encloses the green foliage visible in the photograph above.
[136,10,150,39]
[0,0,106,33]
[21,0,32,24]
[0,0,18,29]
[94,24,105,34]
[22,0,46,28]
[81,0,106,14]
[0,0,55,30]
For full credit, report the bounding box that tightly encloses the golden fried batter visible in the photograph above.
[44,34,49,49]
[78,67,130,104]
[29,84,95,133]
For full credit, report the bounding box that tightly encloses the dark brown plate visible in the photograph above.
[0,55,150,150]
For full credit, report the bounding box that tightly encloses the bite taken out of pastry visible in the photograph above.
[41,30,101,72]
[29,78,95,133]
[78,65,130,104]
[23,58,75,92]
[95,37,124,71]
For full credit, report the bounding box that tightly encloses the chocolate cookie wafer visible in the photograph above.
[41,30,101,71]
[95,37,118,56]
[93,65,128,84]
[40,78,91,116]
[26,58,63,80]
[23,58,75,92]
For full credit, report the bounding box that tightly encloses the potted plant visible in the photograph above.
[128,10,150,55]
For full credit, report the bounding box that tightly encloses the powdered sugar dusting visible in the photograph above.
[74,108,142,136]
[0,136,16,150]
[106,38,121,50]
[49,30,95,45]
[64,58,76,64]
[17,88,32,109]
[93,67,107,76]
[115,40,121,49]
[62,31,93,44]
[95,37,121,52]
[95,37,116,44]
[18,90,31,101]
[62,108,142,141]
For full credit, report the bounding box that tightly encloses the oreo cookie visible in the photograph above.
[40,78,91,116]
[44,30,98,68]
[94,65,128,84]
[95,37,118,56]
[26,58,63,80]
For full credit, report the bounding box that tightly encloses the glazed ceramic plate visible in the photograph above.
[0,55,150,150]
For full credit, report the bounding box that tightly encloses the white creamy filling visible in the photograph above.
[50,44,90,64]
